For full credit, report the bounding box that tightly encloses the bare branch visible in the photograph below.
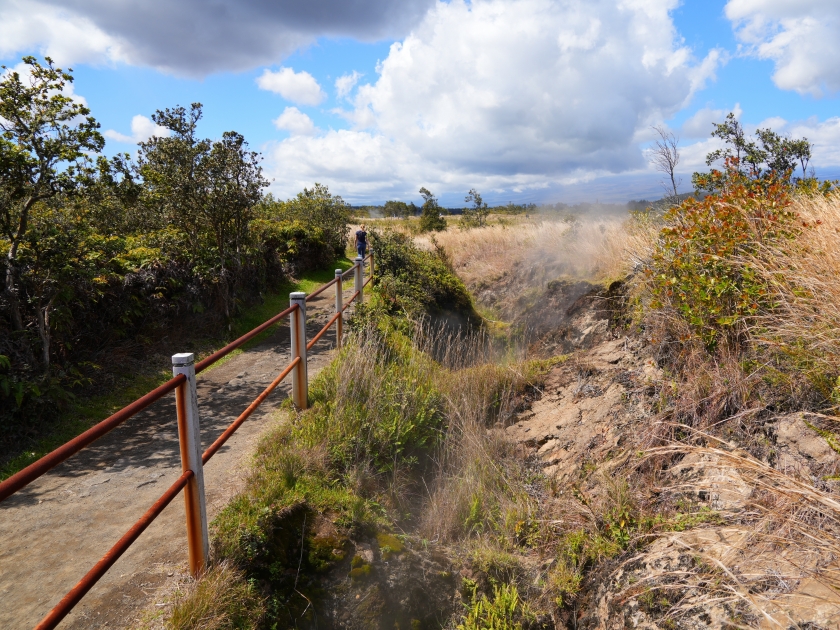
[650,125,681,201]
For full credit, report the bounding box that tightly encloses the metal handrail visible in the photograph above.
[15,251,375,628]
[307,312,341,351]
[202,356,301,464]
[305,276,338,302]
[195,304,298,373]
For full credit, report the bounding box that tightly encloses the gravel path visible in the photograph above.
[0,290,347,629]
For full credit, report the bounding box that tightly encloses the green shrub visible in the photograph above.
[370,229,481,328]
[647,164,799,349]
[256,184,350,256]
[250,219,333,275]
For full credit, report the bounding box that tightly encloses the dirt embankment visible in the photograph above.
[494,276,840,628]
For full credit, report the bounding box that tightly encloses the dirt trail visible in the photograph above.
[0,290,347,629]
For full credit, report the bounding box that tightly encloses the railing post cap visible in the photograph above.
[335,269,343,276]
[355,255,363,261]
[172,352,195,366]
[290,291,306,300]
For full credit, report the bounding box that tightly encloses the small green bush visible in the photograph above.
[370,229,481,328]
[647,163,799,349]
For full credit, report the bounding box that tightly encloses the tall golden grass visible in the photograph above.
[414,217,654,288]
[749,192,840,384]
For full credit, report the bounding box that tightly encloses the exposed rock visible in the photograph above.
[771,412,840,480]
[669,452,753,510]
[506,337,650,483]
[509,328,840,628]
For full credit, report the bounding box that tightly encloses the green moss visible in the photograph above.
[805,420,840,456]
[308,534,347,572]
[376,532,405,560]
[349,557,373,581]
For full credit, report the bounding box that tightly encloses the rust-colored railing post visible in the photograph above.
[171,353,209,577]
[334,269,343,349]
[289,292,309,409]
[354,255,364,304]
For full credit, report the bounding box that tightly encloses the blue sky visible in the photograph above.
[1,0,838,206]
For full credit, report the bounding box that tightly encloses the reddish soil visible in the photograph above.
[0,290,347,629]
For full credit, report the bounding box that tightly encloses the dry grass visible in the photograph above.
[623,439,840,627]
[165,562,264,630]
[413,217,654,289]
[748,192,840,389]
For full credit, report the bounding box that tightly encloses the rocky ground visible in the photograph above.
[500,279,840,628]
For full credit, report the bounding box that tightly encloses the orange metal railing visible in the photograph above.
[0,252,374,629]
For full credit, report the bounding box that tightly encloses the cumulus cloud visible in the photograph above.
[0,0,434,76]
[104,115,170,144]
[257,68,325,106]
[681,103,742,139]
[264,0,721,201]
[273,107,316,136]
[0,0,127,67]
[726,0,840,97]
[335,71,363,99]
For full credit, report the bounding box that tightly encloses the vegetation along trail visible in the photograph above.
[0,288,345,629]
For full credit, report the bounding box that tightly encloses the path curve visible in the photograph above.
[0,290,346,629]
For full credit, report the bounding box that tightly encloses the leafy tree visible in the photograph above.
[0,56,104,332]
[202,131,265,317]
[463,188,489,227]
[137,104,267,319]
[383,200,412,218]
[693,112,819,193]
[136,103,212,252]
[418,186,446,232]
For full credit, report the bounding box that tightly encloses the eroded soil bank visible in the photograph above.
[286,275,840,628]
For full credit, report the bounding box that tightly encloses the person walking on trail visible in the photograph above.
[355,225,368,260]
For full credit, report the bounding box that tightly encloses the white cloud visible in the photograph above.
[265,0,721,202]
[681,103,742,138]
[273,107,316,136]
[0,0,126,67]
[103,115,170,144]
[725,0,840,97]
[335,71,363,99]
[256,67,325,106]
